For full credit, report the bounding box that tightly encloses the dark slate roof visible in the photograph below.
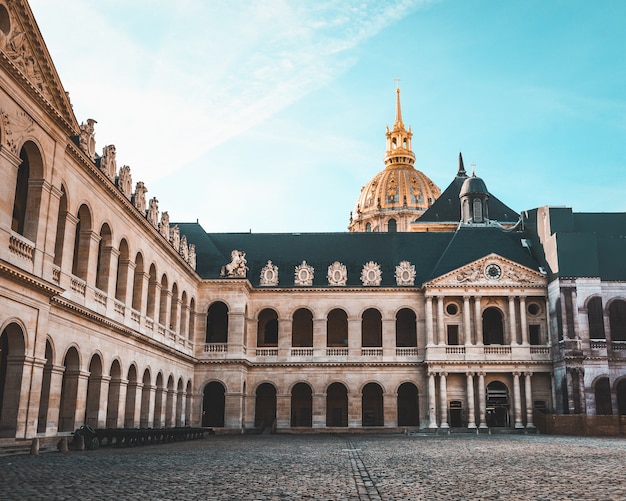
[178,222,542,287]
[417,175,519,224]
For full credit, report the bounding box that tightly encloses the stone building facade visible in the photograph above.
[0,0,623,440]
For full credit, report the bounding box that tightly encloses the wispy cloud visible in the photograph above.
[31,0,429,182]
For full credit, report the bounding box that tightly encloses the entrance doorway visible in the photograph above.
[449,400,463,427]
[486,381,510,427]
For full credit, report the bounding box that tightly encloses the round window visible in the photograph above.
[446,303,459,316]
[527,303,540,315]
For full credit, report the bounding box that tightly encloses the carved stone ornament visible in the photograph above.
[294,261,314,286]
[0,28,46,96]
[260,260,279,286]
[1,110,34,154]
[117,165,132,200]
[220,250,248,278]
[188,244,196,270]
[180,235,189,261]
[133,181,147,214]
[395,260,416,286]
[361,261,382,286]
[456,265,482,283]
[327,261,347,286]
[79,118,97,161]
[100,145,117,181]
[170,224,180,252]
[147,197,159,228]
[159,211,170,240]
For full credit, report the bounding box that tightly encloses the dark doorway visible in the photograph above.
[291,383,312,427]
[255,383,277,429]
[326,382,348,427]
[397,382,419,426]
[202,381,226,427]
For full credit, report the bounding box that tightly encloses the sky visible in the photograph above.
[29,0,626,233]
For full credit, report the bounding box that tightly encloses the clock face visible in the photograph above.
[485,264,502,280]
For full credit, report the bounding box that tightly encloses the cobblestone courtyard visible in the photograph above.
[1,433,626,500]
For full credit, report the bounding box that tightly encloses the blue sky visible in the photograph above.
[30,0,626,232]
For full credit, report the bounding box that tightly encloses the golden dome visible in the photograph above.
[349,88,441,232]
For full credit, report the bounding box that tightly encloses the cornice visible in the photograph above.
[0,260,63,297]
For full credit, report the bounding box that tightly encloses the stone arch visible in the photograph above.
[158,274,169,326]
[326,381,348,427]
[140,368,152,428]
[254,382,277,430]
[586,296,605,340]
[362,308,382,347]
[95,223,113,291]
[176,377,185,426]
[362,382,384,426]
[154,372,165,428]
[616,378,626,416]
[483,307,504,345]
[106,359,123,428]
[202,381,225,427]
[292,308,313,347]
[71,204,93,280]
[397,381,419,426]
[115,238,130,303]
[486,380,510,427]
[290,382,313,427]
[257,308,278,347]
[0,322,26,437]
[396,308,417,347]
[12,140,45,241]
[206,301,229,343]
[147,263,158,320]
[170,283,179,332]
[608,299,626,342]
[85,353,104,427]
[188,297,196,341]
[165,374,175,427]
[53,184,68,267]
[185,380,192,426]
[179,291,188,336]
[388,218,397,232]
[37,337,55,433]
[327,308,348,347]
[594,376,612,415]
[131,252,145,312]
[58,346,81,432]
[124,364,139,428]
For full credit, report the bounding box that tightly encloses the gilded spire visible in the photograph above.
[384,83,415,168]
[395,86,403,129]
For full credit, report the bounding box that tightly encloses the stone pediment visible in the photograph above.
[0,1,78,132]
[425,253,546,288]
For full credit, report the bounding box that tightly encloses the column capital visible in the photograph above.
[524,371,533,377]
[466,371,474,377]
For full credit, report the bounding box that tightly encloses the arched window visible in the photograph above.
[483,307,504,345]
[96,224,112,292]
[388,218,397,232]
[257,309,278,346]
[188,298,196,341]
[12,148,30,236]
[12,142,44,242]
[292,308,313,347]
[206,301,229,343]
[140,369,152,428]
[327,309,348,347]
[396,308,416,347]
[0,323,26,437]
[85,355,103,427]
[169,283,179,331]
[365,222,372,232]
[587,296,605,339]
[115,239,130,302]
[158,274,168,326]
[58,347,80,432]
[146,264,158,320]
[594,377,612,415]
[106,360,122,428]
[362,308,382,347]
[609,300,626,341]
[131,253,145,312]
[72,204,92,280]
[53,186,67,266]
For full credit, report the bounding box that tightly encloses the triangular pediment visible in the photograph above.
[425,253,546,288]
[0,1,78,132]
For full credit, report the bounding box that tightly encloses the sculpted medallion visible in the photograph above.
[260,260,279,286]
[327,261,347,286]
[395,260,416,286]
[361,261,382,286]
[294,261,314,286]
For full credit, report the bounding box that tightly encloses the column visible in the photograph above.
[277,318,290,358]
[545,297,552,345]
[347,390,361,428]
[275,393,290,429]
[478,372,487,429]
[520,297,529,345]
[84,230,101,288]
[439,372,448,428]
[466,372,476,428]
[428,372,438,428]
[383,393,396,427]
[513,372,524,428]
[45,365,65,435]
[524,372,535,428]
[102,246,119,298]
[474,297,483,345]
[227,311,246,355]
[560,289,570,340]
[178,391,187,426]
[577,368,587,415]
[73,370,91,429]
[313,318,326,357]
[426,297,434,346]
[96,375,111,429]
[147,384,156,428]
[382,319,395,358]
[463,296,472,346]
[509,296,517,345]
[347,317,360,358]
[565,370,575,414]
[437,298,445,345]
[312,392,326,428]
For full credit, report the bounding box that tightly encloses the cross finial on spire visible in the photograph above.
[395,77,400,89]
[394,79,403,126]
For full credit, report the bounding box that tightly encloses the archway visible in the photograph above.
[486,381,510,427]
[292,308,313,347]
[165,375,175,427]
[0,323,26,437]
[106,360,122,428]
[617,380,626,415]
[202,381,225,427]
[176,378,184,426]
[362,309,382,347]
[257,309,278,346]
[594,377,612,415]
[206,301,228,343]
[362,383,384,426]
[326,382,348,427]
[483,308,504,345]
[140,369,151,428]
[609,300,626,341]
[254,383,276,430]
[397,382,419,426]
[125,365,138,428]
[291,383,312,427]
[58,347,80,432]
[37,339,54,434]
[154,372,164,428]
[327,309,348,347]
[396,309,417,347]
[84,354,103,427]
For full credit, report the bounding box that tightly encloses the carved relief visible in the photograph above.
[0,28,46,95]
[457,265,481,283]
[260,260,279,286]
[79,119,97,161]
[180,235,189,261]
[117,165,132,200]
[327,261,347,286]
[147,197,159,228]
[0,110,34,154]
[100,145,117,181]
[395,260,416,286]
[159,211,170,240]
[170,224,180,252]
[133,181,147,214]
[361,261,382,286]
[294,261,314,286]
[188,244,196,270]
[220,250,248,278]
